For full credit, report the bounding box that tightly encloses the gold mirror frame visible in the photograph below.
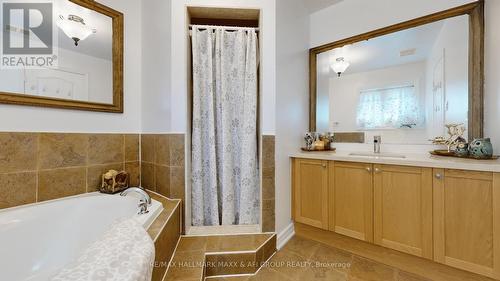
[309,0,484,141]
[0,0,124,113]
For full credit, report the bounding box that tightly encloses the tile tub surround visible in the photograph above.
[0,132,140,209]
[141,134,185,201]
[262,135,275,232]
[147,192,182,281]
[142,134,276,232]
[163,233,277,281]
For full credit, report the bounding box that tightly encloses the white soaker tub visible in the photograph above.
[0,191,163,281]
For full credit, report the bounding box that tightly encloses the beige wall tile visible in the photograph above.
[88,134,124,165]
[141,162,155,191]
[262,167,275,200]
[169,166,185,200]
[125,161,141,187]
[0,133,38,173]
[87,163,124,192]
[332,132,365,143]
[124,134,139,162]
[152,207,181,281]
[141,134,156,163]
[155,165,170,197]
[38,167,86,201]
[38,133,87,169]
[262,199,275,232]
[262,135,275,169]
[169,134,185,167]
[156,135,170,166]
[0,172,37,209]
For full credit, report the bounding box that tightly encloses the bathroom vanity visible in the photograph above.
[291,151,500,279]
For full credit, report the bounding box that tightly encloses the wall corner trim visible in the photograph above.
[277,222,295,249]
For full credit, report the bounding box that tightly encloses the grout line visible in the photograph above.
[254,233,277,253]
[160,232,182,281]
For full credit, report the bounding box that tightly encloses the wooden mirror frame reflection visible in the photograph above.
[309,0,484,141]
[0,0,124,113]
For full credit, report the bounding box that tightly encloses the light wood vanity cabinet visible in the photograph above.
[292,158,500,279]
[330,162,373,242]
[292,158,329,230]
[433,169,500,278]
[373,165,433,259]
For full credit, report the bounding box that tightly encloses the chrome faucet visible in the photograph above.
[374,136,381,154]
[120,187,152,215]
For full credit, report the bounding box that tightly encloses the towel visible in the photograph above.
[51,218,155,281]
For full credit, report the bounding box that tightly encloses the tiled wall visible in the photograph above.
[262,135,275,232]
[140,134,185,203]
[0,132,140,210]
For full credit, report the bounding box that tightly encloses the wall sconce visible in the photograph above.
[332,57,350,77]
[58,15,96,46]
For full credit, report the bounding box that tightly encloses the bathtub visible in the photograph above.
[0,191,163,281]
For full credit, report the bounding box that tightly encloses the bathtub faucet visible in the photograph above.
[120,187,152,215]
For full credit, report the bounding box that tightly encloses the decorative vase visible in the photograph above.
[468,138,493,159]
[455,142,469,157]
[304,133,314,149]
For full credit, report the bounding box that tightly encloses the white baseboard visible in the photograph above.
[277,222,295,249]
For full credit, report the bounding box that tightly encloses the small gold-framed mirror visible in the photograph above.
[309,1,484,143]
[0,0,123,112]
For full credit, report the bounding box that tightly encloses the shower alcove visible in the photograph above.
[185,6,265,235]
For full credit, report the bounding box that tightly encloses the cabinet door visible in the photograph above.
[433,169,500,279]
[330,161,373,242]
[293,158,329,229]
[373,165,433,259]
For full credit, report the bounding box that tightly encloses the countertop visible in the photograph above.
[290,150,500,172]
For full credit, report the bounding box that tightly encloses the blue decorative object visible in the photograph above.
[455,142,469,157]
[469,138,493,159]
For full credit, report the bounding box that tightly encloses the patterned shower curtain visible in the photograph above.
[191,26,259,226]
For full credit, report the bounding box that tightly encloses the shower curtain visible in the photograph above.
[191,26,259,226]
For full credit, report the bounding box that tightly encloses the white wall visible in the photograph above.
[170,0,276,134]
[275,0,309,237]
[141,0,171,133]
[58,48,113,103]
[310,0,476,48]
[425,15,469,138]
[0,0,142,133]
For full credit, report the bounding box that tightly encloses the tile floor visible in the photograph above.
[208,236,432,281]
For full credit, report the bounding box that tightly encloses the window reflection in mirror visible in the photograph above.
[316,15,469,144]
[0,0,113,104]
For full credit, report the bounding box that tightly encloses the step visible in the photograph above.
[163,233,276,281]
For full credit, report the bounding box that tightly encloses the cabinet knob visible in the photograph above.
[435,173,443,179]
[374,168,381,173]
[322,164,327,168]
[366,167,372,172]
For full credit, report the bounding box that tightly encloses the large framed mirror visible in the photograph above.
[0,0,123,112]
[309,1,484,143]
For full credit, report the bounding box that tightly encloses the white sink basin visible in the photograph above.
[349,152,407,159]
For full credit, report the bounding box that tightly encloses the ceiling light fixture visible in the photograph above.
[58,15,96,46]
[332,57,350,77]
